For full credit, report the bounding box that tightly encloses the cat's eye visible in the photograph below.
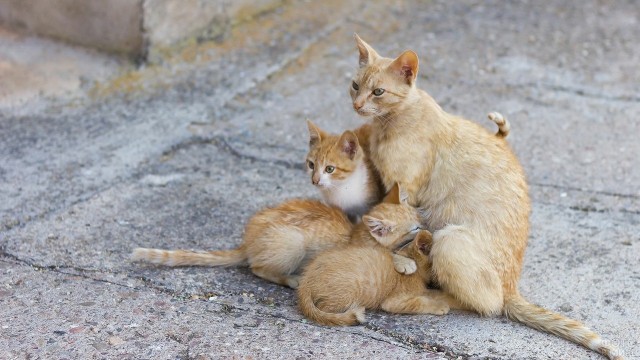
[308,161,314,170]
[325,165,335,173]
[352,81,359,91]
[373,88,385,96]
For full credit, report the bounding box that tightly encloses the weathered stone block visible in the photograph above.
[0,0,143,55]
[143,0,284,62]
[0,0,285,61]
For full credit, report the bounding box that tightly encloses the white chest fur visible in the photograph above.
[321,162,371,217]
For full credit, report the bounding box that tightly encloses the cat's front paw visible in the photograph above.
[286,275,301,289]
[430,301,450,315]
[393,254,417,275]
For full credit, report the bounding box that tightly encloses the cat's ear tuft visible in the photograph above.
[383,183,408,204]
[307,120,323,147]
[354,33,379,68]
[415,230,433,254]
[339,130,359,159]
[382,183,401,204]
[363,216,394,238]
[389,50,419,84]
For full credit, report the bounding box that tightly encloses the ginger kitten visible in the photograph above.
[132,199,352,289]
[306,120,384,221]
[348,35,622,360]
[132,184,414,289]
[298,229,460,326]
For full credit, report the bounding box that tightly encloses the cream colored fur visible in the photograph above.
[348,34,623,360]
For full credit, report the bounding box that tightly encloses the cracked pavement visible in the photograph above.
[1,0,639,359]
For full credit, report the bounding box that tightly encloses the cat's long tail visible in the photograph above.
[487,112,510,138]
[503,294,624,360]
[131,246,247,267]
[297,285,365,326]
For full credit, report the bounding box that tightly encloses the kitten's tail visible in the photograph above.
[487,112,510,138]
[131,246,247,267]
[297,285,365,326]
[503,294,624,360]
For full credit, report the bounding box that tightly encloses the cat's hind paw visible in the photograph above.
[393,254,417,275]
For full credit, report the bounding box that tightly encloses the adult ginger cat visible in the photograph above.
[306,120,384,220]
[348,35,622,359]
[132,199,352,289]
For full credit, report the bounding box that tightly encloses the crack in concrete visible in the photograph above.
[535,200,640,216]
[0,251,434,355]
[534,82,640,103]
[158,134,305,171]
[362,321,471,360]
[165,331,192,360]
[158,136,216,159]
[212,137,305,171]
[249,306,426,355]
[0,250,138,292]
[0,21,337,236]
[131,272,435,355]
[530,182,639,200]
[475,80,640,104]
[567,205,640,215]
[0,179,124,233]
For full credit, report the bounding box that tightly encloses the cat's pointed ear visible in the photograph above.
[388,50,419,84]
[363,215,395,238]
[382,183,401,204]
[307,120,325,147]
[382,183,409,204]
[414,230,433,254]
[354,33,379,68]
[338,130,360,160]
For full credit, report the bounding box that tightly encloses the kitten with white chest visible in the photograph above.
[305,120,383,221]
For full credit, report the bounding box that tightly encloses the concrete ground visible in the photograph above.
[1,0,638,359]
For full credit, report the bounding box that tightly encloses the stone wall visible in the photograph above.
[0,0,285,60]
[0,0,143,55]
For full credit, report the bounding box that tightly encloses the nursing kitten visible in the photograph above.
[349,35,622,360]
[131,199,352,289]
[298,230,461,326]
[351,182,422,249]
[306,120,384,220]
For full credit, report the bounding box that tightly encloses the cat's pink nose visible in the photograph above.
[353,102,363,110]
[312,174,320,185]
